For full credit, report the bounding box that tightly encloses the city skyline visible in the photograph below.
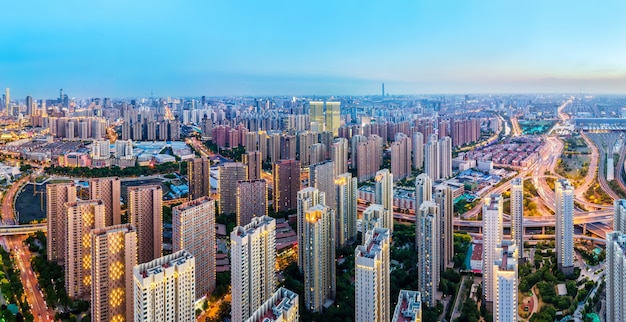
[2,1,626,98]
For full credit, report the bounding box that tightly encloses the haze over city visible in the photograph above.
[2,0,626,98]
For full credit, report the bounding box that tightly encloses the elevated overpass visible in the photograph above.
[0,224,46,236]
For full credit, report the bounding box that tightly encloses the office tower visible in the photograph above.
[133,250,196,322]
[325,102,341,136]
[231,216,277,322]
[614,199,626,233]
[128,185,163,264]
[482,194,503,304]
[243,151,262,180]
[91,224,138,322]
[412,131,424,170]
[424,138,439,181]
[66,200,106,299]
[355,227,390,322]
[236,179,268,226]
[555,179,574,274]
[4,88,9,116]
[438,136,452,179]
[391,133,412,181]
[493,241,518,322]
[89,177,122,226]
[356,135,383,182]
[219,162,248,215]
[297,187,326,270]
[309,143,326,165]
[374,169,394,232]
[244,288,299,322]
[188,156,210,200]
[331,138,348,176]
[434,183,453,269]
[392,290,422,322]
[273,159,301,212]
[309,160,336,212]
[172,196,216,298]
[309,101,325,131]
[510,178,524,259]
[606,231,626,321]
[417,201,440,307]
[335,173,357,247]
[46,182,77,263]
[302,204,336,312]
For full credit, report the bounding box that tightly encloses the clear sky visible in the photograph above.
[2,1,626,98]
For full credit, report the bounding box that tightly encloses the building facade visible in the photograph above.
[273,159,300,212]
[417,201,440,307]
[236,179,268,226]
[218,162,248,215]
[89,177,122,226]
[128,185,163,264]
[555,179,574,274]
[355,227,390,322]
[46,182,77,264]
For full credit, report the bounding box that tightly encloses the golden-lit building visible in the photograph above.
[302,204,335,313]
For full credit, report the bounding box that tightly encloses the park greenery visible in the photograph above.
[44,162,186,178]
[583,182,613,205]
[453,232,471,269]
[204,141,245,162]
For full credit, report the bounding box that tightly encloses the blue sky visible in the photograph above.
[1,1,625,98]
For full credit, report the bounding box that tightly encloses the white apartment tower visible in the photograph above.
[415,174,433,251]
[493,241,519,322]
[438,136,453,179]
[231,216,277,322]
[482,194,503,304]
[412,131,424,170]
[606,231,626,321]
[133,250,196,322]
[355,227,391,322]
[335,172,357,247]
[614,199,626,233]
[434,183,454,270]
[331,138,349,176]
[555,179,574,274]
[510,178,524,259]
[374,169,394,232]
[297,187,326,270]
[417,200,440,307]
[424,137,439,181]
[309,160,337,213]
[244,288,299,322]
[392,290,422,322]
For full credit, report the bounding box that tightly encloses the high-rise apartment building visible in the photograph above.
[309,143,326,165]
[392,290,422,322]
[89,177,122,226]
[46,182,77,264]
[335,172,357,247]
[412,131,424,170]
[302,204,336,312]
[482,194,503,304]
[297,187,326,270]
[244,288,299,322]
[236,179,268,226]
[231,216,277,322]
[188,156,210,200]
[391,133,412,181]
[172,196,216,298]
[66,200,106,299]
[555,179,574,274]
[417,201,440,307]
[362,204,387,234]
[356,135,382,182]
[510,178,524,259]
[331,138,348,176]
[606,231,626,321]
[614,199,626,233]
[424,138,439,181]
[414,174,432,251]
[309,160,337,212]
[91,224,138,322]
[325,102,341,136]
[128,185,163,264]
[434,184,453,270]
[133,250,196,322]
[273,159,300,212]
[438,136,452,179]
[218,162,248,215]
[243,151,262,180]
[297,131,317,167]
[493,241,518,322]
[355,227,390,322]
[374,169,394,232]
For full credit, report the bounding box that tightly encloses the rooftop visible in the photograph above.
[392,290,422,322]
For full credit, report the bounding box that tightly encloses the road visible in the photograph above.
[586,131,621,201]
[1,175,30,225]
[0,235,54,321]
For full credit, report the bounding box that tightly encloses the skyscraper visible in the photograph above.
[434,183,454,270]
[244,288,299,322]
[46,182,77,264]
[510,178,524,259]
[412,131,424,170]
[309,101,325,131]
[325,102,341,136]
[438,136,452,179]
[374,169,394,232]
[188,156,211,200]
[309,160,337,212]
[297,187,326,270]
[614,199,626,233]
[65,200,106,299]
[219,162,248,215]
[243,151,262,180]
[424,138,439,181]
[231,216,277,322]
[606,231,626,321]
[133,250,196,322]
[482,194,503,304]
[555,179,574,274]
[335,172,357,247]
[417,201,440,307]
[273,159,300,212]
[390,133,412,181]
[236,179,268,226]
[4,88,9,116]
[89,177,122,226]
[91,224,138,322]
[331,138,348,176]
[128,185,163,264]
[414,173,433,251]
[356,135,382,182]
[172,196,216,298]
[493,240,518,322]
[355,227,390,322]
[302,204,336,312]
[392,290,422,322]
